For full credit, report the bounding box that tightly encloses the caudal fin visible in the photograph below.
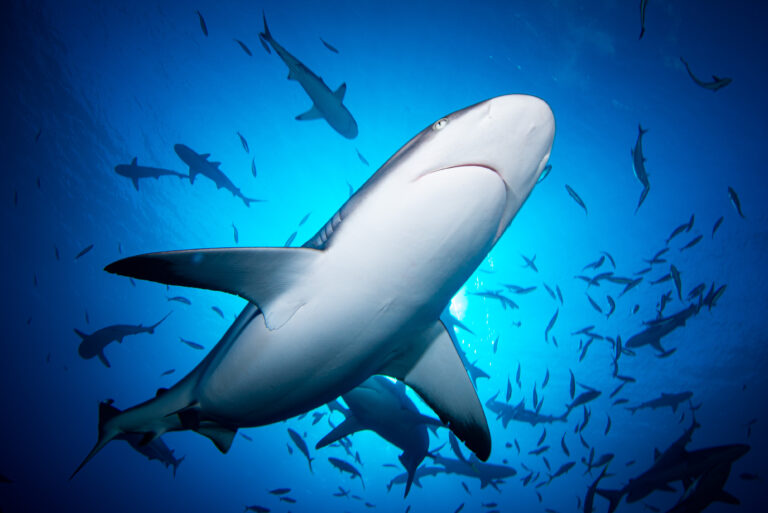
[148,311,173,333]
[70,400,122,480]
[596,488,624,513]
[240,194,265,207]
[260,11,271,40]
[172,455,185,478]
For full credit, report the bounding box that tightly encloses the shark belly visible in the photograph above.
[198,165,507,424]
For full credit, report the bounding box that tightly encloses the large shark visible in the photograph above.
[316,376,442,497]
[174,144,262,207]
[259,13,358,139]
[114,157,188,191]
[71,94,555,478]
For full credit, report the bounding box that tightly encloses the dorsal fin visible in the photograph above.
[334,82,347,100]
[131,157,137,166]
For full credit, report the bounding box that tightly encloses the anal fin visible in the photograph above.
[195,423,237,453]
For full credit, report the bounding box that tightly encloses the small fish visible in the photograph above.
[353,148,369,166]
[286,443,293,454]
[712,216,724,238]
[288,428,314,473]
[167,296,191,305]
[605,415,612,435]
[299,212,311,226]
[195,10,208,36]
[269,488,291,495]
[75,244,94,260]
[250,158,258,178]
[739,472,760,481]
[233,223,239,244]
[234,39,252,56]
[211,306,225,318]
[565,184,587,214]
[670,265,682,300]
[542,369,550,389]
[180,338,204,350]
[728,186,745,218]
[533,384,538,409]
[537,428,547,446]
[161,369,175,376]
[284,231,298,247]
[54,245,60,261]
[613,398,629,405]
[556,285,563,304]
[244,506,270,513]
[237,132,250,153]
[129,278,136,287]
[514,440,520,454]
[586,294,603,314]
[516,363,522,387]
[453,503,464,513]
[521,254,538,272]
[561,434,570,456]
[36,176,41,189]
[569,370,575,399]
[320,37,339,53]
[258,33,271,54]
[536,164,552,183]
[582,256,605,271]
[279,497,296,504]
[680,235,702,251]
[461,481,470,494]
[544,308,558,342]
[606,295,616,318]
[506,377,512,402]
[118,242,123,254]
[529,445,549,456]
[542,282,556,299]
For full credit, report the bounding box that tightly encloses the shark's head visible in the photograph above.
[390,94,554,242]
[173,144,198,166]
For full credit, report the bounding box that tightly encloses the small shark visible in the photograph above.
[74,312,171,367]
[680,57,732,92]
[626,391,693,414]
[260,13,358,139]
[114,157,188,191]
[71,95,554,479]
[429,453,516,490]
[486,393,567,428]
[632,124,650,212]
[174,144,262,207]
[317,376,442,497]
[386,465,445,492]
[625,304,698,353]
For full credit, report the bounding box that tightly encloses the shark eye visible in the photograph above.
[432,118,448,131]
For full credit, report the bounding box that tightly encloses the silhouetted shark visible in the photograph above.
[625,304,698,353]
[74,312,171,367]
[486,393,567,427]
[626,391,693,414]
[428,452,516,490]
[114,157,187,191]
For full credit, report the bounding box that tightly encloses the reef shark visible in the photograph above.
[260,13,358,139]
[317,376,442,497]
[71,94,555,478]
[74,312,171,368]
[174,144,262,207]
[114,157,188,191]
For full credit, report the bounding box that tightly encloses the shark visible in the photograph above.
[626,391,693,415]
[386,465,445,492]
[679,57,732,92]
[114,157,188,191]
[666,461,741,512]
[317,376,442,497]
[74,312,171,368]
[174,144,262,207]
[486,393,567,428]
[632,124,650,212]
[70,94,555,479]
[428,453,517,490]
[260,13,358,139]
[625,304,698,353]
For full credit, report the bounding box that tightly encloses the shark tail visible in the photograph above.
[172,455,185,478]
[596,488,624,513]
[241,195,263,207]
[260,10,271,41]
[70,400,122,480]
[148,311,173,333]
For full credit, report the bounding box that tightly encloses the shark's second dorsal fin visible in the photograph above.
[380,320,491,461]
[334,82,347,101]
[105,247,323,330]
[296,105,323,121]
[131,157,137,166]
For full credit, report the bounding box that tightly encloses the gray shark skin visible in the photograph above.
[173,144,262,207]
[428,453,516,490]
[667,462,741,513]
[74,312,171,368]
[625,304,698,353]
[260,13,358,139]
[114,157,188,191]
[597,420,749,513]
[486,393,567,428]
[386,465,445,492]
[71,95,555,479]
[317,376,442,497]
[680,57,732,92]
[626,391,693,415]
[99,401,185,477]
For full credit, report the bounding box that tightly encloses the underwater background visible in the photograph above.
[1,0,767,511]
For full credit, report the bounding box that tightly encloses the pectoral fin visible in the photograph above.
[315,417,362,449]
[105,247,323,330]
[296,105,323,121]
[381,320,491,460]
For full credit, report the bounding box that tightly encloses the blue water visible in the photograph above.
[1,1,767,511]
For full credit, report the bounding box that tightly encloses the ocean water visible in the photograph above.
[1,1,767,512]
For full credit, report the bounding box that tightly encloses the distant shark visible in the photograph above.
[428,452,517,490]
[259,13,358,139]
[114,157,188,191]
[71,94,555,478]
[680,57,732,92]
[626,391,693,414]
[174,144,262,207]
[317,376,442,497]
[74,312,171,368]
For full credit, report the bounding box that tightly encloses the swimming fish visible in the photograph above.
[195,10,208,36]
[565,184,587,214]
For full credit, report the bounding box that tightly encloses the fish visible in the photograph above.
[536,163,552,183]
[167,296,191,305]
[260,13,358,139]
[565,184,587,214]
[561,434,570,456]
[670,265,682,300]
[613,398,629,406]
[195,10,208,36]
[542,369,550,389]
[244,506,269,513]
[328,457,364,488]
[556,285,563,304]
[542,282,556,299]
[529,445,549,456]
[569,370,575,399]
[180,338,204,350]
[74,95,554,478]
[544,309,558,342]
[548,461,576,484]
[506,377,512,402]
[284,231,298,247]
[712,216,724,238]
[605,415,612,435]
[586,294,602,313]
[279,497,296,504]
[269,490,291,499]
[114,157,188,190]
[680,235,702,251]
[626,391,693,414]
[667,222,689,244]
[727,186,745,218]
[161,369,175,376]
[298,212,311,226]
[582,256,605,271]
[258,33,271,54]
[175,144,262,206]
[233,224,239,244]
[356,148,369,166]
[74,313,171,367]
[211,306,225,318]
[521,254,538,272]
[453,503,464,513]
[240,433,252,441]
[567,390,601,414]
[606,295,616,318]
[537,428,547,446]
[461,481,470,494]
[632,124,651,212]
[516,363,522,388]
[250,158,258,178]
[288,428,314,473]
[234,39,252,56]
[639,0,649,39]
[237,132,250,153]
[320,37,339,53]
[680,57,732,92]
[76,244,94,260]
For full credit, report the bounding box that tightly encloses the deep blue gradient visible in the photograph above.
[1,1,767,512]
